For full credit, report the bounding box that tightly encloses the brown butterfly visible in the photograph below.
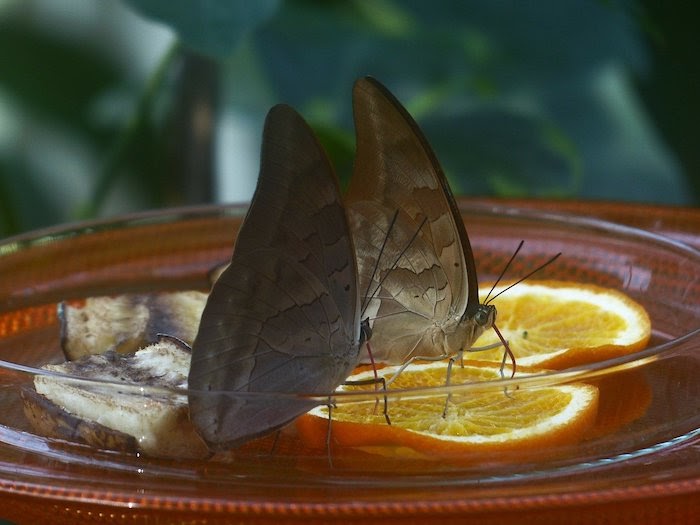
[188,104,363,450]
[346,77,504,369]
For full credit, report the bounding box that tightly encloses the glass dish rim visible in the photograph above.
[1,201,699,396]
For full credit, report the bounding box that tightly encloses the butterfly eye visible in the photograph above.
[474,306,493,327]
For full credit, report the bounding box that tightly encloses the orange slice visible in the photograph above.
[472,280,651,369]
[586,368,652,439]
[296,361,599,461]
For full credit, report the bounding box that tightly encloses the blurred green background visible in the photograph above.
[0,0,697,238]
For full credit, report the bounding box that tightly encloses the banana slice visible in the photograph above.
[22,336,210,459]
[59,291,207,360]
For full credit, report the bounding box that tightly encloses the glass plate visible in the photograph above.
[1,201,699,524]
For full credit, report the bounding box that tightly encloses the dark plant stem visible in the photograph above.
[79,40,181,219]
[166,51,219,205]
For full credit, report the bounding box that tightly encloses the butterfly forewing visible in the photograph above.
[346,77,489,365]
[188,104,360,450]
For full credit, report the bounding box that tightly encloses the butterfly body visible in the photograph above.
[347,77,496,366]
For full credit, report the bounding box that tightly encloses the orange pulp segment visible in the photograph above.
[297,361,599,460]
[472,280,651,369]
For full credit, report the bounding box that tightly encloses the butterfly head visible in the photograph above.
[462,302,497,346]
[473,303,496,329]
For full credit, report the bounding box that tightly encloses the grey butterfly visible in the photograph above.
[347,77,497,367]
[188,104,362,450]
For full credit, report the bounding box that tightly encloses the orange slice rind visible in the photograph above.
[297,361,599,460]
[472,280,651,369]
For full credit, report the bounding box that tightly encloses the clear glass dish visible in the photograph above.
[0,201,699,524]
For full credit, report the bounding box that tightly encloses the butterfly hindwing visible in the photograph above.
[188,104,360,450]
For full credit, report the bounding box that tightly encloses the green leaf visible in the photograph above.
[0,159,64,237]
[309,122,355,190]
[125,0,282,58]
[0,22,121,138]
[422,109,581,198]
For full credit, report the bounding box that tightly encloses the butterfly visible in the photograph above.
[188,104,363,450]
[346,77,503,368]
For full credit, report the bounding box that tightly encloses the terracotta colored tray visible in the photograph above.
[0,199,698,524]
[489,198,700,250]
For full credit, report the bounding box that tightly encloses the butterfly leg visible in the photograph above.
[343,376,391,425]
[383,353,459,417]
[269,429,281,455]
[385,351,451,387]
[464,340,503,354]
[492,324,516,378]
[463,335,516,378]
[490,325,517,398]
[325,397,335,468]
[442,357,456,418]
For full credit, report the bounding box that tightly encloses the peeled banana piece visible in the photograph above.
[58,291,207,360]
[26,284,222,457]
[22,336,210,458]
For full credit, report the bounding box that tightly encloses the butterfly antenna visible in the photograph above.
[362,209,400,312]
[484,241,524,303]
[363,212,429,316]
[269,429,281,455]
[384,215,429,280]
[365,339,391,425]
[325,398,334,468]
[486,251,562,304]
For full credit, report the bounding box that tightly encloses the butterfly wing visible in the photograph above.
[346,77,482,364]
[188,104,360,450]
